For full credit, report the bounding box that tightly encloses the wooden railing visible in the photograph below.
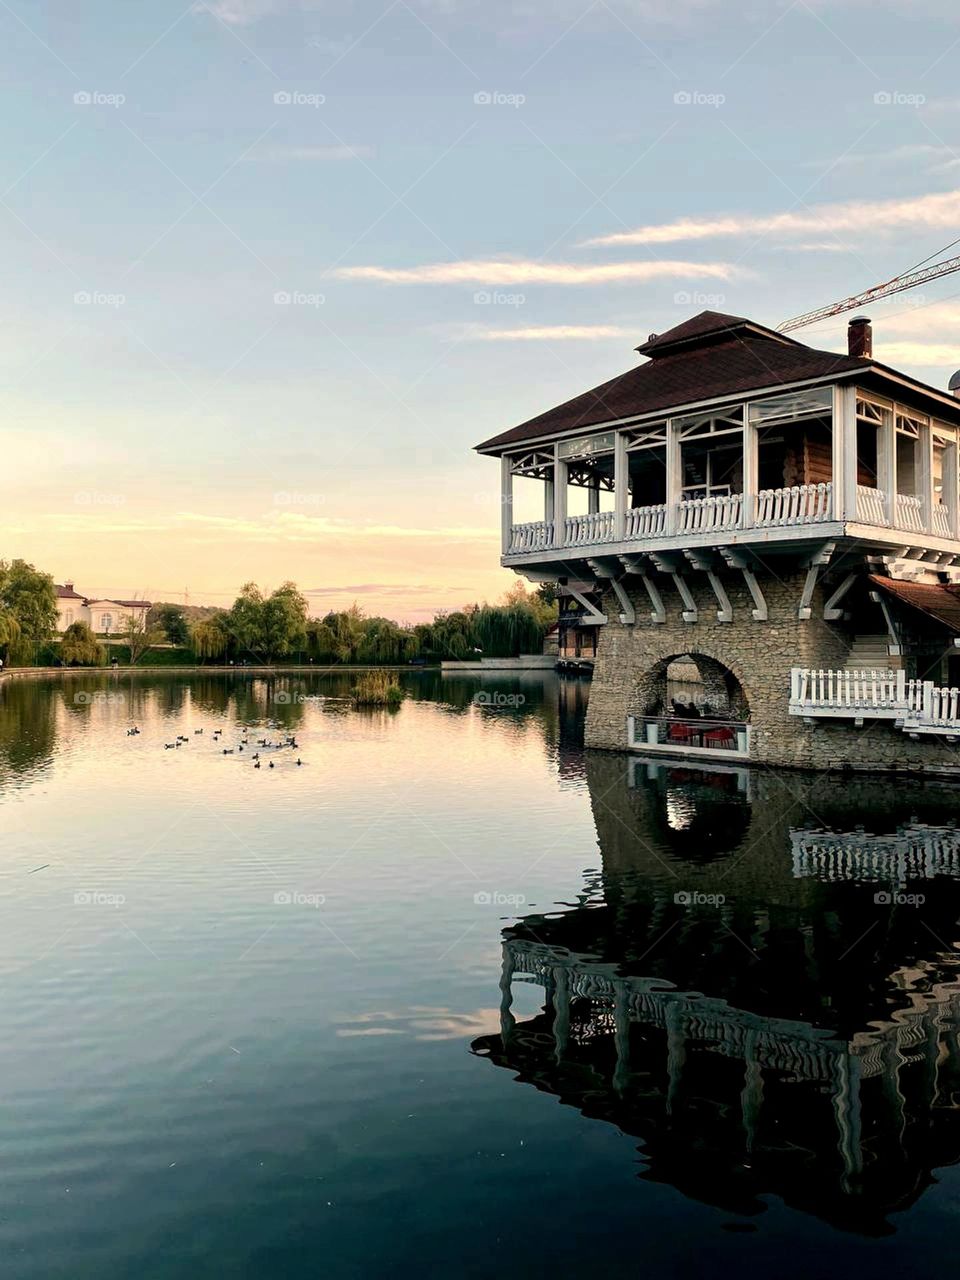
[933,504,953,538]
[790,667,960,735]
[508,520,553,553]
[506,483,955,554]
[564,511,616,546]
[677,492,742,533]
[855,485,887,525]
[756,482,832,526]
[624,503,667,539]
[895,492,925,532]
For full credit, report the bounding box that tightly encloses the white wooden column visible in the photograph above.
[834,385,859,522]
[945,440,960,540]
[543,473,554,524]
[553,446,568,549]
[918,420,934,533]
[614,431,628,541]
[500,454,513,555]
[879,407,896,525]
[587,481,600,515]
[665,419,681,534]
[741,404,758,528]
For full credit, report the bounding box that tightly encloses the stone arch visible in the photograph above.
[628,647,751,721]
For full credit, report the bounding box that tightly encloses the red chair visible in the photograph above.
[703,726,735,749]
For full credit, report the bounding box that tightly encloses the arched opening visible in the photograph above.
[628,652,751,758]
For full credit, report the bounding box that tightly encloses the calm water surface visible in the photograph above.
[2,670,960,1277]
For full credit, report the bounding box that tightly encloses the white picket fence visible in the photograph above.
[508,520,554,553]
[790,667,960,735]
[564,511,617,546]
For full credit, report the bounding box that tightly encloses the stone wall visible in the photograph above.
[584,568,960,772]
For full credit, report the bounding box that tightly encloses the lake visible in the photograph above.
[2,669,960,1278]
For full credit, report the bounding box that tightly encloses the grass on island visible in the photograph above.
[351,671,405,708]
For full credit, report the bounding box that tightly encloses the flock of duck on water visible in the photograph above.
[125,724,303,768]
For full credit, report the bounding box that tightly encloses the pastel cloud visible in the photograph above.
[467,324,631,340]
[335,259,737,285]
[582,190,960,247]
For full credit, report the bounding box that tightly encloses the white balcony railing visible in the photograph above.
[790,667,960,736]
[564,511,616,546]
[677,492,743,533]
[933,504,953,538]
[855,485,887,525]
[756,482,832,526]
[895,492,925,532]
[624,503,667,539]
[505,481,954,555]
[508,519,554,553]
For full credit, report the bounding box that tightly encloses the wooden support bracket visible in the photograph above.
[823,572,857,622]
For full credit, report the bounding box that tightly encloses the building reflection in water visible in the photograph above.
[472,755,960,1236]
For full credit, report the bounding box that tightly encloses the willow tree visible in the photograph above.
[59,622,105,666]
[191,618,229,662]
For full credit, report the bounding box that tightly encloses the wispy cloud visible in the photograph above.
[467,324,631,341]
[335,258,737,285]
[582,189,960,247]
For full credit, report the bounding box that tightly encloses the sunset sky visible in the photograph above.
[5,0,960,619]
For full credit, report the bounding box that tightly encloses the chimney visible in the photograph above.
[848,315,872,359]
[64,580,73,591]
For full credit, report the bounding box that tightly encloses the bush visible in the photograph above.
[351,671,405,707]
[59,622,106,667]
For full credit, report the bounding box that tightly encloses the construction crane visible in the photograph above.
[779,247,960,333]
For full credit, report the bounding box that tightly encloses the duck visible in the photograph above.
[252,752,260,762]
[164,743,176,749]
[238,744,244,752]
[194,728,203,735]
[268,761,274,769]
[222,748,234,755]
[296,757,302,766]
[254,760,261,769]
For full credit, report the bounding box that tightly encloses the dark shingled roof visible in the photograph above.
[870,575,960,634]
[475,310,866,453]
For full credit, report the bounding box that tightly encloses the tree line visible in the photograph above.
[0,561,557,668]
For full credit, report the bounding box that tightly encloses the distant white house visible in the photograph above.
[55,583,151,635]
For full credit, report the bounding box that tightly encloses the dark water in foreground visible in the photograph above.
[2,670,960,1277]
